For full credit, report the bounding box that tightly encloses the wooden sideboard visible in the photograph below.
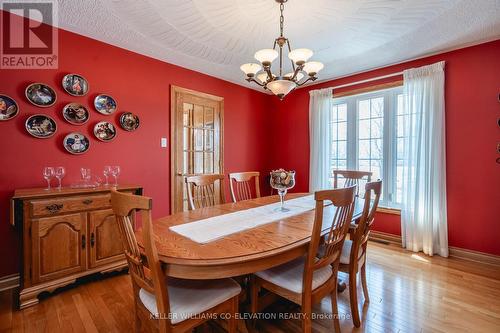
[10,184,142,309]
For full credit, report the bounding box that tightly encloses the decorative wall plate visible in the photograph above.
[119,112,140,131]
[62,74,89,96]
[94,94,117,115]
[64,132,90,154]
[0,95,19,121]
[94,121,117,141]
[25,83,57,107]
[62,103,90,125]
[25,114,57,138]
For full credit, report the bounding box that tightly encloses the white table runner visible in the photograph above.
[170,195,317,244]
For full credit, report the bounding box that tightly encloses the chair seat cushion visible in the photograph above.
[340,239,363,264]
[139,278,241,324]
[255,257,333,294]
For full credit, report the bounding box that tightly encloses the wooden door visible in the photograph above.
[31,213,86,283]
[171,86,224,213]
[88,209,125,269]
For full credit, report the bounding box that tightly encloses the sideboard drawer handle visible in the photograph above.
[46,204,63,214]
[82,199,93,205]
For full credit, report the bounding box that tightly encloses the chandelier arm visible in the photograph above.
[286,39,296,72]
[296,76,317,87]
[246,77,266,87]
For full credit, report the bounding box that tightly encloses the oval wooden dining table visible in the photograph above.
[137,193,364,280]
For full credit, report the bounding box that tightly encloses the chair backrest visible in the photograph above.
[185,174,225,210]
[229,171,260,203]
[351,180,382,262]
[110,191,171,326]
[303,186,356,293]
[333,170,372,196]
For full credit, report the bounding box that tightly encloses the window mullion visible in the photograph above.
[383,92,394,205]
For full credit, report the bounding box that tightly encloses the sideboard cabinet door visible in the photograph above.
[88,209,125,269]
[31,213,87,283]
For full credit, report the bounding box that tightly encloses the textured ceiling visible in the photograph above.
[52,0,500,91]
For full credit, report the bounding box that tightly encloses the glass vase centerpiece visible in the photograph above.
[270,169,296,212]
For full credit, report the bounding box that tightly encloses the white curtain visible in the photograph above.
[309,88,333,192]
[401,61,448,257]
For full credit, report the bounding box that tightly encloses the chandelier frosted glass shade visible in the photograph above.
[257,72,275,83]
[266,80,297,99]
[303,61,324,75]
[254,49,279,65]
[240,63,262,77]
[288,48,313,65]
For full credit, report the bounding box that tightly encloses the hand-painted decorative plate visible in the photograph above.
[94,94,117,115]
[63,132,90,155]
[94,121,117,142]
[62,103,90,125]
[119,112,140,131]
[62,74,89,96]
[25,83,57,107]
[25,114,57,138]
[0,95,19,121]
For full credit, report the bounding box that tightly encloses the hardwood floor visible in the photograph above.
[1,242,500,333]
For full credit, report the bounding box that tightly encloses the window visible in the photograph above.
[329,86,405,207]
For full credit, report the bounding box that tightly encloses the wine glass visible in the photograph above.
[54,167,66,190]
[110,166,120,185]
[43,167,54,190]
[80,168,91,185]
[270,169,296,212]
[103,165,112,185]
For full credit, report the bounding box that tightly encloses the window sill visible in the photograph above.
[376,206,401,215]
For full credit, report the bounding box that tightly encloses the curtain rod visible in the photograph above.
[331,71,403,90]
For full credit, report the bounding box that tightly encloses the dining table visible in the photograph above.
[137,193,364,280]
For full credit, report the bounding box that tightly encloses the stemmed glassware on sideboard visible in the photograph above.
[43,167,54,190]
[103,166,112,186]
[110,166,120,185]
[54,167,66,190]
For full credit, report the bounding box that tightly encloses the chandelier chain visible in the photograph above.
[279,2,284,37]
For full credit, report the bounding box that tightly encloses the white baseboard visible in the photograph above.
[0,274,20,292]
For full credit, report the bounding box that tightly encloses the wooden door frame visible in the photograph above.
[170,85,225,214]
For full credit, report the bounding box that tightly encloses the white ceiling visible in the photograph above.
[53,0,500,91]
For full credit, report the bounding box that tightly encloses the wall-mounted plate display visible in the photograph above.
[94,121,117,142]
[0,95,19,121]
[64,132,90,154]
[25,114,57,138]
[119,112,140,131]
[94,94,117,115]
[25,83,57,107]
[62,73,89,96]
[62,103,90,125]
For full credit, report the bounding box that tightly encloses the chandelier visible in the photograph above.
[240,0,324,100]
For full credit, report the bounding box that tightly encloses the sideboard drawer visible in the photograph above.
[30,194,111,217]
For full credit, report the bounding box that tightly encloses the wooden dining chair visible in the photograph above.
[339,180,382,328]
[250,186,357,333]
[333,170,372,196]
[229,171,260,203]
[110,190,241,333]
[185,174,225,210]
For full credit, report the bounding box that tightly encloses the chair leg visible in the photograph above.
[301,304,312,333]
[250,276,259,314]
[330,283,341,333]
[360,264,369,303]
[228,297,238,333]
[134,303,141,333]
[348,273,361,327]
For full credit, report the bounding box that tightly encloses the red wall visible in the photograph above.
[0,20,274,277]
[271,40,500,255]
